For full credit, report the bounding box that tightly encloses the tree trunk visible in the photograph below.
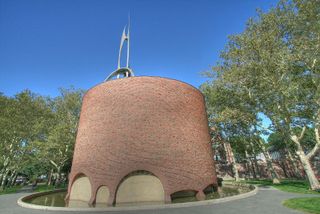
[280,160,289,178]
[10,173,17,186]
[47,169,54,186]
[250,142,259,178]
[287,149,303,179]
[0,170,9,190]
[296,145,320,190]
[55,167,62,187]
[258,140,280,183]
[266,153,280,184]
[7,171,16,188]
[291,128,320,191]
[224,141,239,181]
[250,158,257,179]
[245,150,253,179]
[0,161,9,187]
[0,173,3,186]
[253,155,261,178]
[232,162,239,181]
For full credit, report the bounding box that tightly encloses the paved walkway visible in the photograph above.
[0,186,319,214]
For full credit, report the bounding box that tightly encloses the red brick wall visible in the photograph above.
[66,76,217,205]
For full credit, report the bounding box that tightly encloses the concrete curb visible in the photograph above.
[17,185,258,212]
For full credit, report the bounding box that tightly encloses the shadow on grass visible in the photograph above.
[242,179,273,188]
[243,179,320,194]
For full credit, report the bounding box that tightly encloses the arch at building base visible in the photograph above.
[68,175,94,207]
[115,172,165,206]
[95,186,110,207]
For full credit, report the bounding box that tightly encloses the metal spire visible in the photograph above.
[105,15,134,82]
[126,14,130,68]
[117,26,128,69]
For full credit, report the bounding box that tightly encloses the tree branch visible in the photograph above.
[290,135,300,146]
[298,126,307,141]
[307,127,320,160]
[49,160,58,169]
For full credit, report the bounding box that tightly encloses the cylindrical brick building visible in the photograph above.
[66,76,217,207]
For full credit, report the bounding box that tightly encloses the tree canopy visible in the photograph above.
[202,0,320,189]
[0,88,84,189]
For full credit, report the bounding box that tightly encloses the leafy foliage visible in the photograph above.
[202,0,320,188]
[0,88,84,189]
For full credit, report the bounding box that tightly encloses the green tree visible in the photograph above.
[200,82,278,182]
[203,0,320,190]
[40,88,84,186]
[0,91,51,189]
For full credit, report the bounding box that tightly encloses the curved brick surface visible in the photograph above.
[66,76,217,205]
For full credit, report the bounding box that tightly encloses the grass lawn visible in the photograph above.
[0,185,22,195]
[243,179,320,194]
[283,197,320,214]
[34,183,67,192]
[0,183,67,195]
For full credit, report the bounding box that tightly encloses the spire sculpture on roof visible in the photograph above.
[104,17,134,81]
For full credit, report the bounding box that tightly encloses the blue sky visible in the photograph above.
[0,0,279,97]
